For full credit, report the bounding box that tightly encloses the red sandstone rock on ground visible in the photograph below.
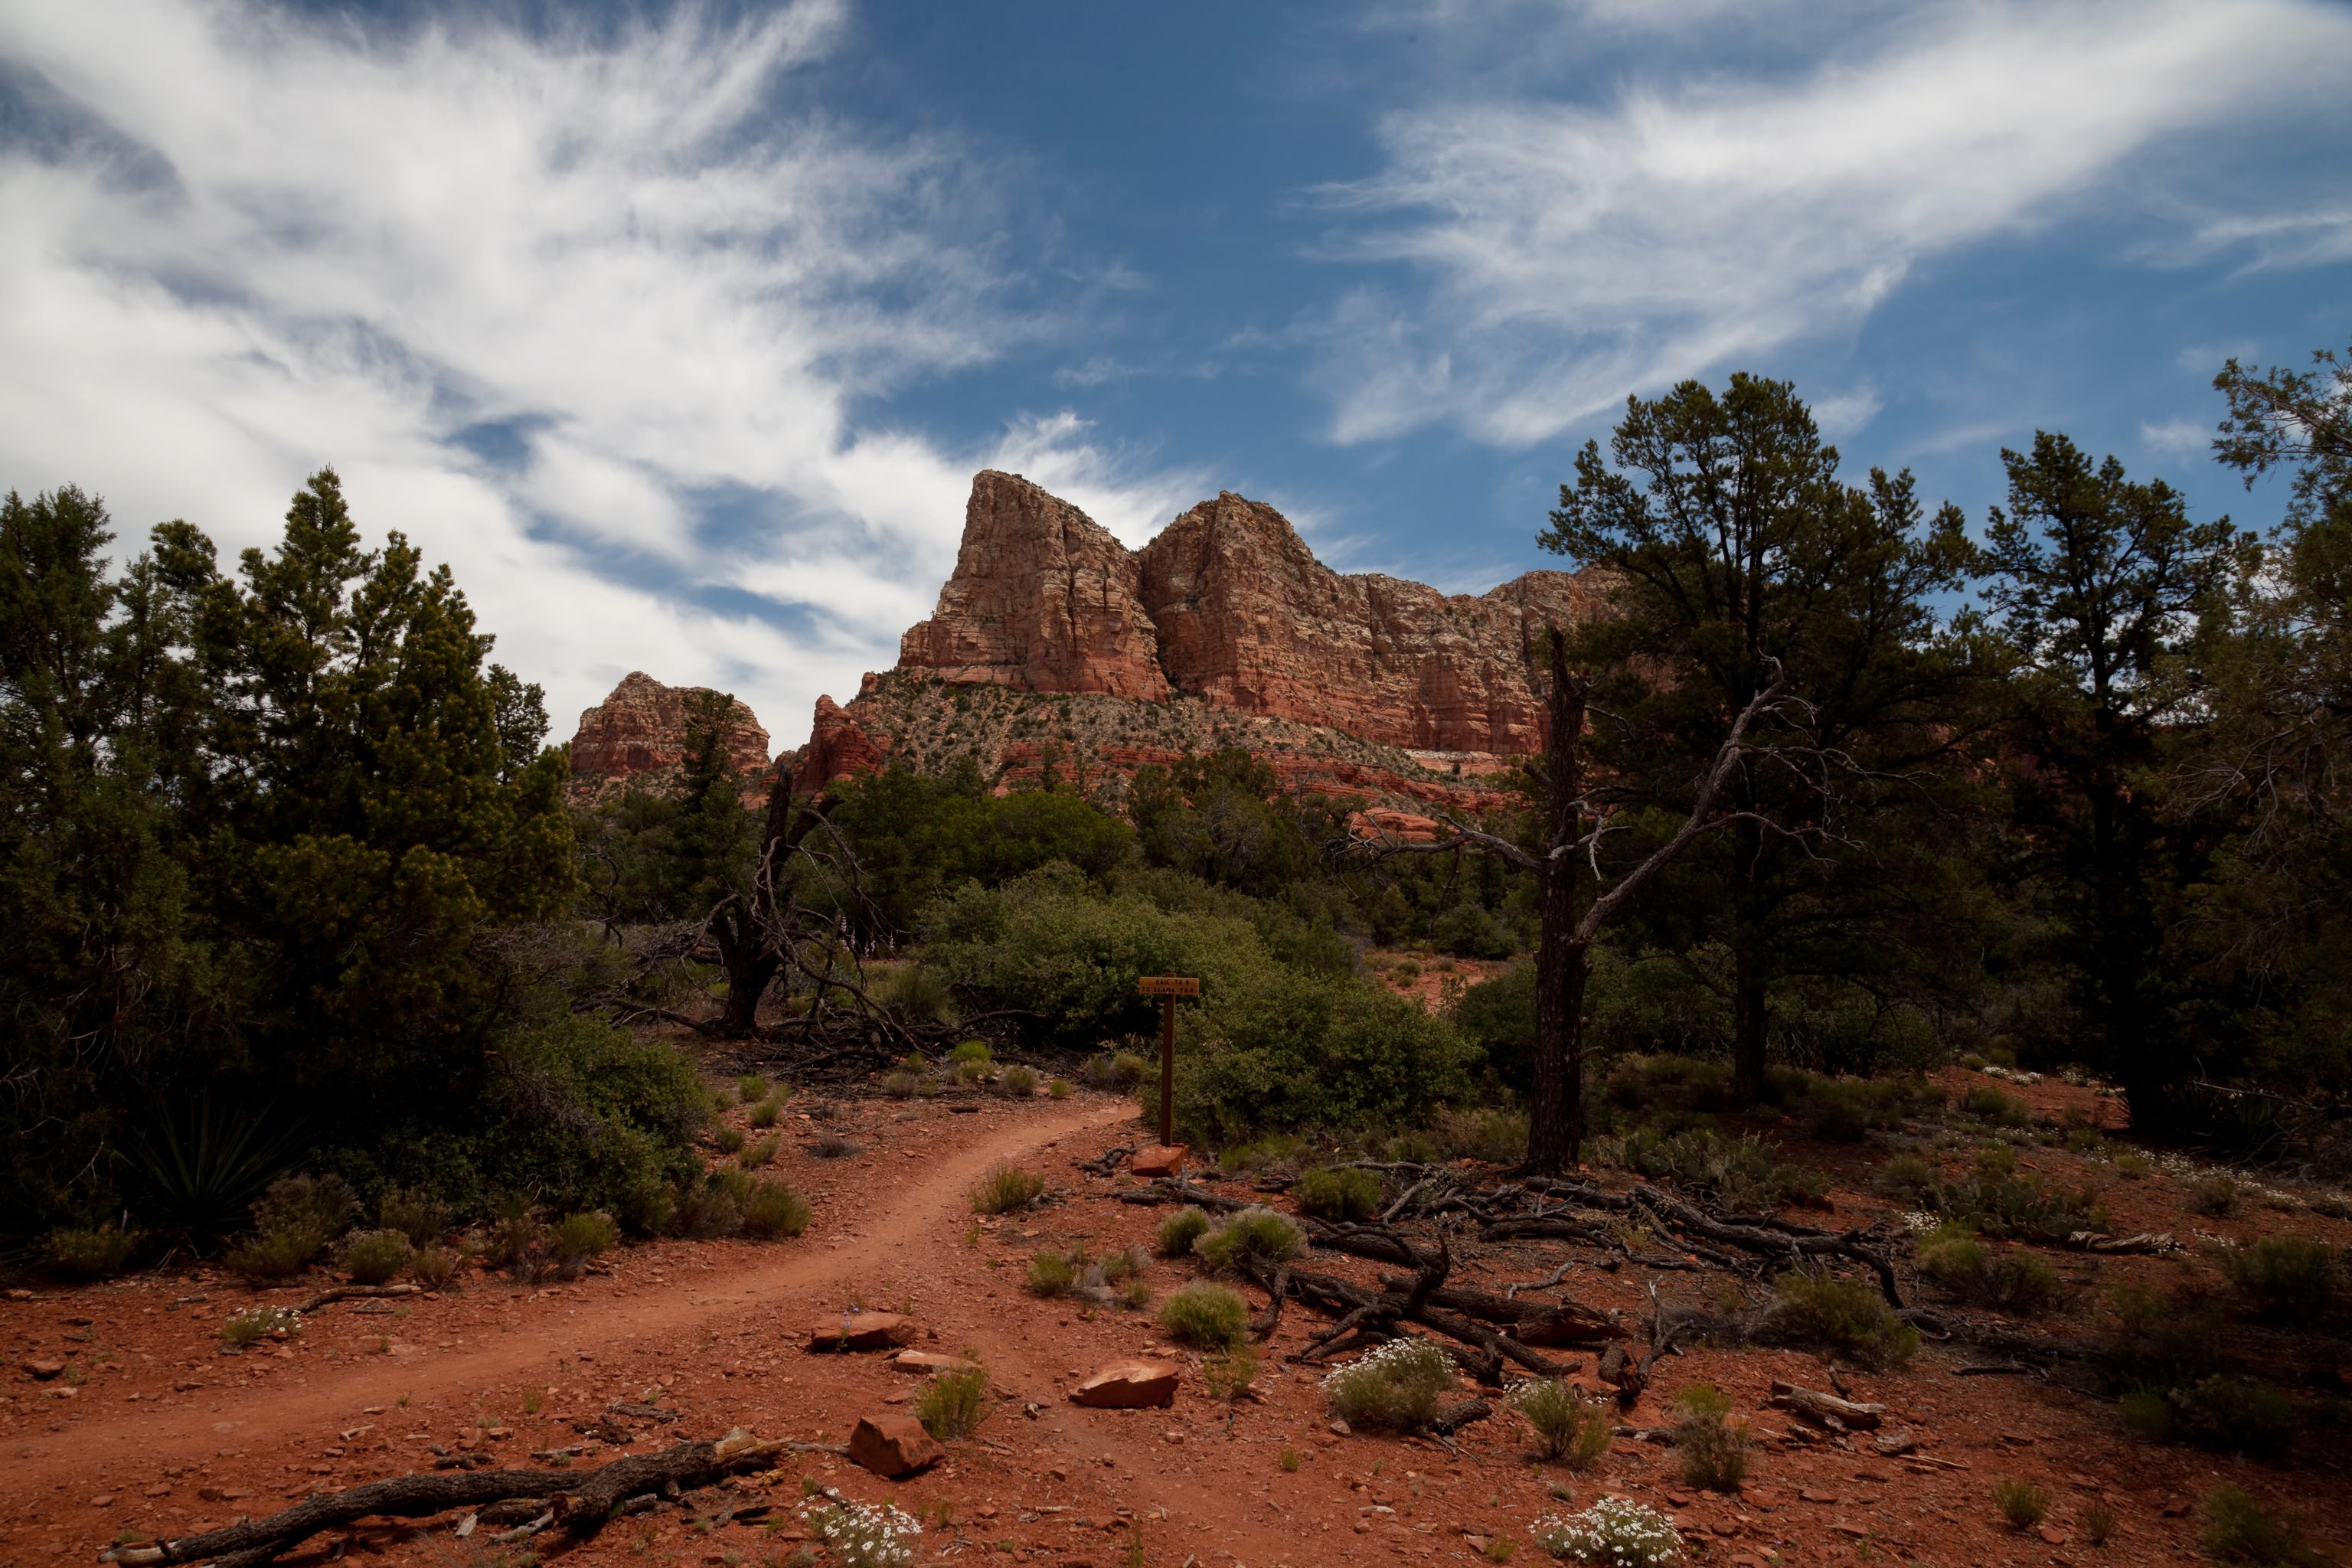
[1129,1145,1187,1179]
[900,471,1168,701]
[892,1351,978,1373]
[21,1357,64,1380]
[1069,1361,1179,1408]
[568,671,769,785]
[846,1413,944,1477]
[807,1312,916,1351]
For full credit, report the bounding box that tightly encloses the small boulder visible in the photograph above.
[893,1350,976,1374]
[808,1312,916,1352]
[846,1414,943,1478]
[1068,1361,1178,1409]
[21,1358,67,1380]
[1129,1145,1187,1179]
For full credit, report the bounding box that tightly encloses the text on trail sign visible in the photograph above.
[1138,975,1201,996]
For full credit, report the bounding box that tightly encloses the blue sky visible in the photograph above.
[2,1,2347,749]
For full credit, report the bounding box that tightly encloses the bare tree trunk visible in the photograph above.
[1528,630,1592,1174]
[1730,815,1768,1108]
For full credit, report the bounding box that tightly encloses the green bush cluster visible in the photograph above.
[1159,1282,1249,1349]
[1321,1338,1455,1432]
[1510,1377,1612,1468]
[1294,1166,1383,1222]
[1194,1207,1306,1275]
[1616,1128,1828,1209]
[1914,1223,2067,1315]
[1760,1272,1917,1369]
[2221,1236,2339,1319]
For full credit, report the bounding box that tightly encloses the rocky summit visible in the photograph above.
[799,471,1604,812]
[567,671,772,801]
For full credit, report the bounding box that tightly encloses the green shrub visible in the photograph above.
[1203,1342,1259,1403]
[2171,1376,2295,1457]
[998,1065,1039,1097]
[1916,1224,2066,1315]
[1081,1050,1151,1089]
[1321,1338,1453,1432]
[551,1211,619,1279]
[1026,1249,1080,1297]
[1295,1166,1382,1222]
[738,1134,780,1169]
[1511,1377,1612,1468]
[377,1188,451,1248]
[748,1099,781,1131]
[2119,1386,2173,1442]
[42,1226,139,1280]
[1672,1385,1748,1491]
[917,1364,990,1440]
[1762,1272,1917,1369]
[1993,1478,2050,1530]
[2112,1151,2151,1179]
[226,1224,326,1281]
[227,1171,359,1276]
[970,1163,1043,1215]
[1158,1282,1249,1349]
[341,1227,414,1285]
[2222,1236,2338,1319]
[737,1073,771,1102]
[741,1178,810,1240]
[711,1124,747,1155]
[1435,1107,1527,1165]
[1156,1206,1211,1259]
[410,1244,458,1289]
[2193,1174,2242,1217]
[1194,1207,1306,1274]
[949,1039,993,1067]
[2103,1283,2224,1390]
[1962,1086,2028,1125]
[1047,1077,1073,1099]
[671,1171,747,1239]
[2201,1485,2332,1568]
[1619,1129,1825,1210]
[2080,1500,2118,1547]
[1877,1154,1939,1205]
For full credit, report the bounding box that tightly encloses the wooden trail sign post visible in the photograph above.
[1137,975,1200,1148]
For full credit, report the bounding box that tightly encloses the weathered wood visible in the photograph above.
[1767,1380,1886,1431]
[1429,1396,1493,1436]
[291,1283,423,1314]
[1373,1275,1631,1343]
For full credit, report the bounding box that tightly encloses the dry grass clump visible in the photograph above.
[1156,1206,1211,1258]
[1294,1165,1382,1221]
[1994,1479,2050,1530]
[340,1228,414,1285]
[740,1177,811,1239]
[916,1364,989,1439]
[1671,1385,1749,1491]
[1026,1248,1081,1297]
[970,1163,1043,1214]
[1321,1338,1453,1432]
[1158,1282,1249,1349]
[1511,1377,1612,1468]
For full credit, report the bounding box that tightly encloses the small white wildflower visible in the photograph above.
[1900,1210,1939,1235]
[800,1497,922,1568]
[1530,1494,1684,1566]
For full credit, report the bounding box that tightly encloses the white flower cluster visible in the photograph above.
[1530,1495,1684,1566]
[800,1496,923,1568]
[1976,1063,2043,1086]
[1900,1210,1939,1234]
[1318,1335,1452,1390]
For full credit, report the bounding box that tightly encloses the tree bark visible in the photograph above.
[1730,815,1768,1108]
[1527,629,1592,1174]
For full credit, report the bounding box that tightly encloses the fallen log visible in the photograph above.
[1372,1276,1631,1344]
[1429,1396,1492,1436]
[1768,1380,1886,1431]
[1628,1185,1903,1307]
[291,1283,423,1315]
[100,1430,784,1566]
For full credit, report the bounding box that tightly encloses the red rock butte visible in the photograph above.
[567,671,772,795]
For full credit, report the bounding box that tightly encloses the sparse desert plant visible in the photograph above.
[1511,1378,1612,1468]
[1081,1050,1151,1089]
[1530,1495,1684,1566]
[2201,1485,2334,1568]
[1202,1343,1259,1403]
[1158,1281,1249,1349]
[1157,1213,1214,1259]
[1295,1165,1382,1222]
[2081,1501,2118,1547]
[2112,1151,2152,1179]
[2193,1173,2243,1217]
[998,1065,1039,1097]
[1118,1276,1152,1311]
[711,1124,747,1155]
[1026,1248,1080,1297]
[1762,1271,1917,1368]
[219,1305,302,1348]
[1876,1154,1939,1205]
[227,1172,359,1279]
[970,1163,1043,1215]
[1047,1077,1073,1099]
[409,1244,458,1289]
[551,1211,619,1279]
[1671,1384,1748,1491]
[225,1225,325,1281]
[1321,1337,1454,1432]
[1097,1246,1143,1284]
[1279,1446,1301,1473]
[1194,1207,1306,1274]
[1436,1107,1528,1165]
[810,1132,861,1159]
[739,1134,782,1169]
[378,1188,452,1248]
[2170,1375,2296,1457]
[916,1364,990,1439]
[42,1226,139,1280]
[341,1227,414,1285]
[881,1070,921,1099]
[671,1171,747,1239]
[1994,1478,2050,1530]
[801,1496,923,1568]
[737,1073,771,1102]
[2119,1386,2173,1442]
[740,1177,811,1240]
[1962,1086,2029,1125]
[749,1098,782,1130]
[2222,1236,2338,1319]
[1915,1224,2066,1315]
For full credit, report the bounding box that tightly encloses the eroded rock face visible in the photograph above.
[568,671,770,784]
[802,694,887,790]
[898,471,1169,701]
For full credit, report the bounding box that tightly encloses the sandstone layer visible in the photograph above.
[567,671,771,794]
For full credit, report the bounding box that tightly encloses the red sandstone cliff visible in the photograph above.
[568,671,771,791]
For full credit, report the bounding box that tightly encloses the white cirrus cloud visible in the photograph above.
[0,0,1191,750]
[1314,0,2352,448]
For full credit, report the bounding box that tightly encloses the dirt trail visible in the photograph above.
[7,1098,1132,1497]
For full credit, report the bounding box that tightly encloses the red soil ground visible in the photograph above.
[5,1070,2347,1568]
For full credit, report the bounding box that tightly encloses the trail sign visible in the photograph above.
[1138,975,1200,1145]
[1138,975,1200,997]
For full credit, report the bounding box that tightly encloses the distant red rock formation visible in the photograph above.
[803,694,887,788]
[567,671,771,792]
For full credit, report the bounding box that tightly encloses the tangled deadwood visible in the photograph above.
[100,1429,784,1566]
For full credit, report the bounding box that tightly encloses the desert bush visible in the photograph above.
[551,1211,619,1279]
[1619,1129,1826,1209]
[341,1227,414,1285]
[410,1244,458,1289]
[747,1099,781,1131]
[1157,1206,1211,1258]
[1916,1224,2066,1315]
[2120,1386,2173,1441]
[1047,1077,1073,1099]
[219,1305,302,1349]
[2171,1375,2296,1457]
[2103,1282,2226,1393]
[737,1073,770,1102]
[1159,1281,1249,1349]
[1026,1248,1080,1297]
[377,1188,451,1247]
[1994,1479,2050,1530]
[2081,1500,2118,1547]
[881,1070,921,1099]
[1511,1377,1612,1468]
[2112,1151,2152,1179]
[998,1065,1039,1097]
[42,1226,138,1280]
[1322,1337,1454,1432]
[1081,1050,1152,1089]
[1295,1165,1382,1222]
[711,1124,746,1155]
[230,1171,361,1278]
[916,1364,990,1440]
[1194,1207,1306,1274]
[1202,1343,1259,1403]
[1962,1086,2029,1125]
[740,1177,810,1240]
[1877,1154,1939,1205]
[1761,1272,1916,1369]
[671,1171,747,1239]
[2222,1236,2339,1319]
[969,1163,1043,1215]
[1436,1107,1528,1164]
[2193,1174,2243,1217]
[738,1134,781,1169]
[1671,1385,1748,1491]
[1530,1495,1684,1566]
[2201,1485,2331,1568]
[810,1132,860,1159]
[225,1225,326,1281]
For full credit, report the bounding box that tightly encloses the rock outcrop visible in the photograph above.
[568,672,770,789]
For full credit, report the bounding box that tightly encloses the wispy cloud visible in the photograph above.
[0,0,1192,746]
[2141,417,2211,457]
[1312,0,2352,448]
